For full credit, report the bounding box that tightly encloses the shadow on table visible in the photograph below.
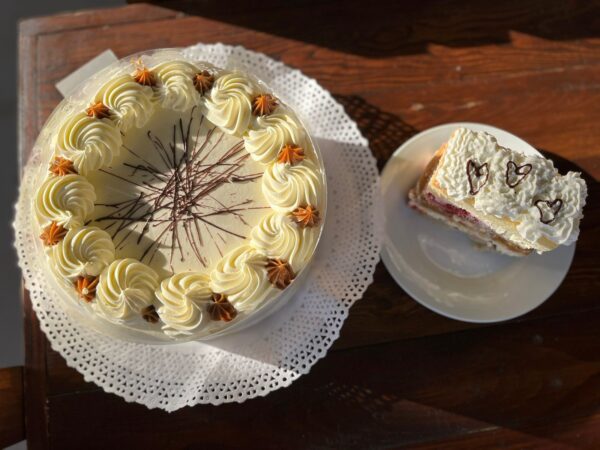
[538,149,599,183]
[300,306,600,448]
[334,95,418,171]
[309,150,598,447]
[132,0,600,58]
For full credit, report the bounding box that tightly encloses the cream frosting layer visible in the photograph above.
[435,128,587,248]
[35,174,96,229]
[52,226,115,280]
[209,245,271,311]
[243,113,306,164]
[155,272,212,336]
[95,258,159,321]
[262,158,322,213]
[95,74,155,131]
[56,112,123,174]
[204,73,255,136]
[153,60,200,111]
[250,212,317,271]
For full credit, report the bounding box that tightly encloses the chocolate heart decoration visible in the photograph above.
[505,161,532,188]
[466,159,489,195]
[534,199,563,224]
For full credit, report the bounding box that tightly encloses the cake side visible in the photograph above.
[409,128,587,255]
[408,143,532,256]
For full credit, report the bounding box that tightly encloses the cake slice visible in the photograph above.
[408,128,587,256]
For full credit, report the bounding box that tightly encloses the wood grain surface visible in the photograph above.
[18,2,600,448]
[0,366,24,448]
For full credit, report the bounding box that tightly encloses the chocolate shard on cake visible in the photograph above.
[408,127,587,256]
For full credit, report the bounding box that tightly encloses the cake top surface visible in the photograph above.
[32,51,325,340]
[434,127,587,249]
[86,105,267,278]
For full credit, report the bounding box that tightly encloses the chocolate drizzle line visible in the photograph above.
[466,159,489,195]
[534,199,563,224]
[505,161,532,188]
[95,107,267,269]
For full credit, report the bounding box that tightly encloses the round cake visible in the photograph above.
[31,50,326,341]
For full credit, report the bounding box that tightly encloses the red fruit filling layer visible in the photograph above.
[424,193,481,226]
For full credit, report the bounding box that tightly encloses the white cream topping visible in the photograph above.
[243,113,306,164]
[153,60,200,111]
[250,212,317,271]
[155,272,212,336]
[95,74,155,131]
[35,174,96,229]
[95,258,159,321]
[204,73,255,136]
[262,158,322,213]
[436,127,587,248]
[209,245,271,312]
[52,226,115,280]
[516,171,586,246]
[56,112,123,175]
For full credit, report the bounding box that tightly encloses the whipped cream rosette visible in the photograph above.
[250,212,318,272]
[204,72,255,136]
[29,49,326,342]
[95,258,160,322]
[153,60,201,111]
[94,74,155,131]
[209,245,273,312]
[56,112,123,174]
[262,158,323,213]
[52,226,115,280]
[155,272,212,336]
[35,174,96,229]
[244,113,310,164]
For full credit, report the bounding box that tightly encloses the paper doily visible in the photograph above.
[14,43,382,411]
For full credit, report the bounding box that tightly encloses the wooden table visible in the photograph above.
[19,2,600,448]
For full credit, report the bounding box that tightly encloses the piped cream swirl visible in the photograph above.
[262,159,322,213]
[95,258,159,322]
[205,73,255,136]
[209,245,270,311]
[35,174,95,229]
[153,60,201,111]
[95,74,155,131]
[250,212,317,271]
[156,272,212,336]
[56,112,122,174]
[52,226,115,280]
[243,113,306,164]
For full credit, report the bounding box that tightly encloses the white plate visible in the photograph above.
[380,122,575,323]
